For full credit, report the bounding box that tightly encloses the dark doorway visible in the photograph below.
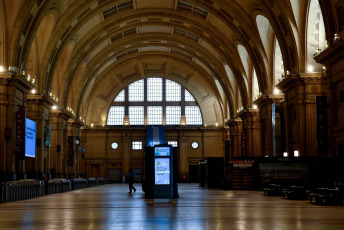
[189,165,199,182]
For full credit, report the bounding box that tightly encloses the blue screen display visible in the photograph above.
[25,118,36,158]
[154,147,170,156]
[155,158,170,185]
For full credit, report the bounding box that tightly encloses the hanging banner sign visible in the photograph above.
[241,132,247,157]
[16,109,26,160]
[67,136,74,166]
[230,160,254,168]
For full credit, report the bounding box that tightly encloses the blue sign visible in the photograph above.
[25,118,36,158]
[155,158,170,185]
[147,126,165,146]
[155,147,170,156]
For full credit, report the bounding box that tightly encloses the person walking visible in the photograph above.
[128,169,136,194]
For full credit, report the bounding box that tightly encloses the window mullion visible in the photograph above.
[163,79,166,124]
[125,86,129,116]
[144,79,147,125]
[181,87,185,116]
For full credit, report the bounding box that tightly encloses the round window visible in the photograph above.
[191,142,199,149]
[111,142,118,149]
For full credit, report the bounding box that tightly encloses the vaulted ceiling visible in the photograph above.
[0,0,328,126]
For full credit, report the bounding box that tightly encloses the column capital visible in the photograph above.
[237,108,259,119]
[27,94,56,107]
[51,109,74,120]
[68,119,84,128]
[0,73,35,92]
[226,118,242,127]
[313,36,344,66]
[254,94,284,109]
[277,72,326,93]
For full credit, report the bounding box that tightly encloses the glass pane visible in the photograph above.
[185,106,202,125]
[166,106,181,125]
[114,90,125,102]
[147,106,163,125]
[107,106,125,125]
[191,141,199,149]
[129,79,144,102]
[132,141,142,150]
[111,142,118,149]
[185,89,195,101]
[166,79,181,101]
[129,106,144,125]
[147,78,163,101]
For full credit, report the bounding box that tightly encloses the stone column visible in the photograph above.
[178,129,188,178]
[78,127,86,178]
[237,109,262,157]
[254,94,284,157]
[67,119,83,178]
[277,73,327,157]
[227,119,242,158]
[0,72,34,181]
[122,133,131,176]
[50,110,73,178]
[26,95,55,180]
[314,37,344,156]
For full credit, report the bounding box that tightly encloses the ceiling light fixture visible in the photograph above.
[307,65,314,72]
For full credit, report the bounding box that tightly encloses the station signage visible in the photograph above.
[154,158,170,185]
[230,160,254,168]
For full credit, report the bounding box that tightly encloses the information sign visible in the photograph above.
[67,136,74,166]
[154,147,170,156]
[155,158,170,185]
[25,118,36,158]
[16,109,26,160]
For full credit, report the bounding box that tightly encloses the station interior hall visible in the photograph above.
[1,0,344,229]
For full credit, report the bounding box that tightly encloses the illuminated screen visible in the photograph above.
[154,147,170,156]
[25,118,36,158]
[155,158,170,185]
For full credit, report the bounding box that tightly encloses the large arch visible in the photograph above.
[6,0,311,125]
[306,0,326,72]
[0,1,7,67]
[83,55,226,126]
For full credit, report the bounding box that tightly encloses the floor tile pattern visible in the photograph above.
[0,184,344,229]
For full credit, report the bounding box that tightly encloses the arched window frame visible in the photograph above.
[107,78,203,126]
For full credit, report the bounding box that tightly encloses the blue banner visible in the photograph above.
[147,126,165,147]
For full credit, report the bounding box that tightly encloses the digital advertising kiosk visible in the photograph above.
[153,145,173,202]
[144,144,176,202]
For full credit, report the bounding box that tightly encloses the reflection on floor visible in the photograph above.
[0,183,344,229]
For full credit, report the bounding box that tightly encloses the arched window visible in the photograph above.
[307,0,325,72]
[107,78,203,126]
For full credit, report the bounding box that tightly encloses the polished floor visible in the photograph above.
[0,183,344,230]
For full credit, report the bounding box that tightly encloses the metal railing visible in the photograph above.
[46,179,71,194]
[87,178,98,187]
[1,179,43,202]
[72,178,87,190]
[98,177,107,185]
[0,177,107,203]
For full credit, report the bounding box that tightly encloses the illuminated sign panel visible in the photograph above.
[155,158,170,185]
[154,147,170,156]
[25,118,36,158]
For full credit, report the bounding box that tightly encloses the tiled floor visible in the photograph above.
[0,183,344,229]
